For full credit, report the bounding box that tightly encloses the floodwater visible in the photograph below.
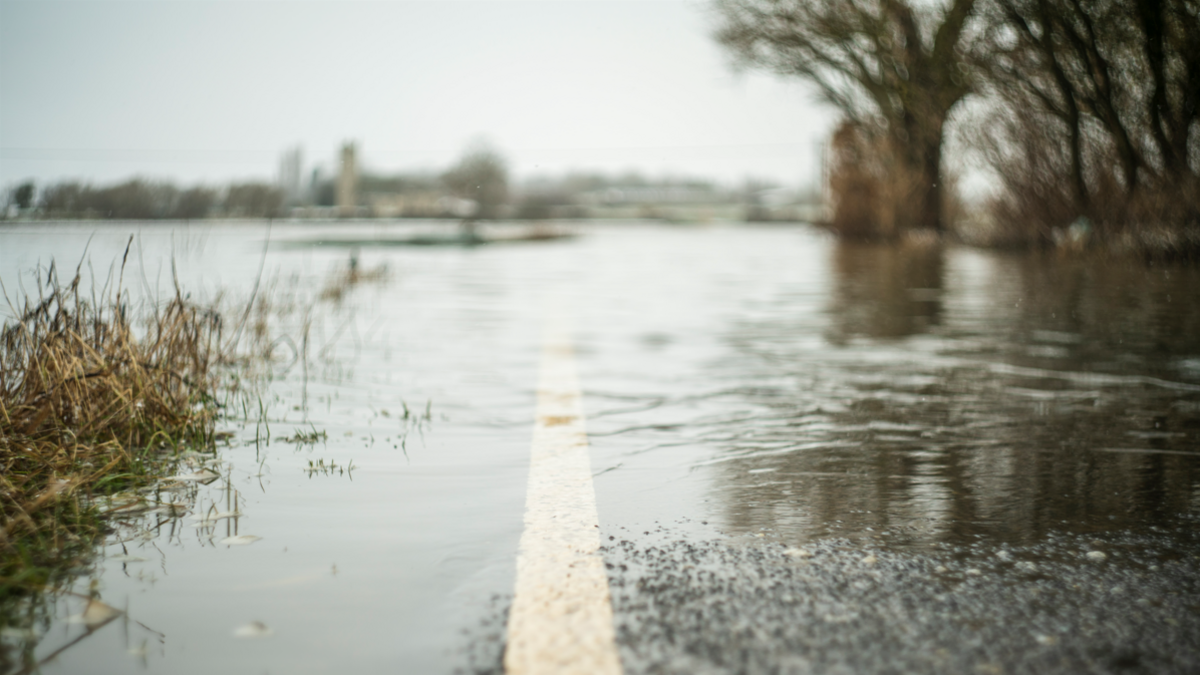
[1,221,1198,673]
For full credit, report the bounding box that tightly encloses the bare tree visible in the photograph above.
[714,0,978,235]
[173,186,216,220]
[978,0,1199,234]
[224,183,284,219]
[81,179,177,219]
[442,144,509,221]
[10,182,35,211]
[39,182,87,217]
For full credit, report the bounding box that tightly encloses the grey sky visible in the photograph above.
[1,0,833,189]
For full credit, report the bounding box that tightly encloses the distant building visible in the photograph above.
[337,142,358,217]
[358,172,454,218]
[278,146,304,206]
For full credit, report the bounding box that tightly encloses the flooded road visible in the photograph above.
[2,221,1198,673]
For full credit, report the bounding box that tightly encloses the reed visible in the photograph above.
[317,253,388,303]
[0,252,226,598]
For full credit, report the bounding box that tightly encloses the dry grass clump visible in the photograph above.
[0,257,226,595]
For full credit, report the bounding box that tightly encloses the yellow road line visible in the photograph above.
[503,323,623,675]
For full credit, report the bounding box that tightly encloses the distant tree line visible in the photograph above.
[7,146,811,225]
[715,0,1199,251]
[344,142,778,221]
[6,178,284,220]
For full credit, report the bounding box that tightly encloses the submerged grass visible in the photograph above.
[0,250,228,605]
[317,253,388,303]
[284,424,328,445]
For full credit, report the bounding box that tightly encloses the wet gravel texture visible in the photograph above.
[457,524,1200,674]
[457,594,511,675]
[602,528,1200,675]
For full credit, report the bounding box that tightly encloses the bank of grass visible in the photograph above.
[0,258,227,601]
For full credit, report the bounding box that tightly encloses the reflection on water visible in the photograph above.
[1,451,242,673]
[713,241,1200,549]
[826,240,944,342]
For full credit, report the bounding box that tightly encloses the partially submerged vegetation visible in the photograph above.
[0,253,227,601]
[318,253,389,303]
[0,240,435,671]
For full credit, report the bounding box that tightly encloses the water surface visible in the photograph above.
[1,220,1197,673]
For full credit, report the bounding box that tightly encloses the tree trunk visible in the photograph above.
[921,137,943,233]
[1035,0,1089,213]
[891,115,946,234]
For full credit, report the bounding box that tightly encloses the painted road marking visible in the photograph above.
[504,323,623,675]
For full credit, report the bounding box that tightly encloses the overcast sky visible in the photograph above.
[1,0,834,190]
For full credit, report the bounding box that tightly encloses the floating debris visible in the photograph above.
[153,482,191,492]
[109,554,148,563]
[860,554,877,565]
[66,599,121,629]
[168,469,221,484]
[100,502,156,518]
[233,621,273,638]
[220,535,262,546]
[783,547,812,558]
[1086,550,1108,561]
[190,511,242,525]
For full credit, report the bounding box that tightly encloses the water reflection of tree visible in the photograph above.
[825,240,944,343]
[715,247,1200,549]
[999,255,1200,376]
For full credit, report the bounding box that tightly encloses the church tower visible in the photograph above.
[337,142,358,217]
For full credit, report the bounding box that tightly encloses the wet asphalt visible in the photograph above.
[463,524,1200,675]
